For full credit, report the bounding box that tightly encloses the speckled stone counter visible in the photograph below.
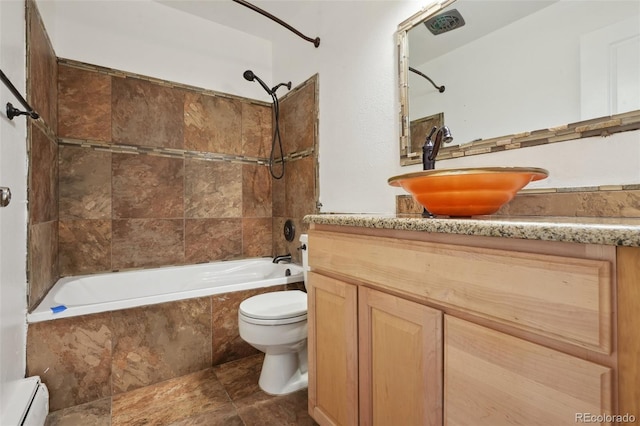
[303,214,640,247]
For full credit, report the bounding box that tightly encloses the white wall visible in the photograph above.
[37,0,275,102]
[34,0,640,215]
[271,0,640,213]
[0,0,29,418]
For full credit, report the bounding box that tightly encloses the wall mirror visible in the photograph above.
[398,0,640,166]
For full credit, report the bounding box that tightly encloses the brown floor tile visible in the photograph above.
[45,359,315,426]
[213,353,265,403]
[111,368,230,425]
[45,398,111,426]
[237,389,317,426]
[167,404,244,426]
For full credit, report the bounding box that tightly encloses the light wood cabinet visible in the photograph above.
[307,273,443,426]
[359,286,442,426]
[307,225,639,426]
[445,316,612,426]
[307,272,358,426]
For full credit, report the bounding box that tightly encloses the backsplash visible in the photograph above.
[396,185,640,217]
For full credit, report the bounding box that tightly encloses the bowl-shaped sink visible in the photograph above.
[388,167,548,217]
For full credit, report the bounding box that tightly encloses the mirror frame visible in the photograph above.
[397,0,640,166]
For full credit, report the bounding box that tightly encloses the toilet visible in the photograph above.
[238,234,310,395]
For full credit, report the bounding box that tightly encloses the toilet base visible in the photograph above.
[258,349,309,395]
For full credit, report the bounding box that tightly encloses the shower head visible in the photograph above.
[271,81,292,94]
[243,70,272,95]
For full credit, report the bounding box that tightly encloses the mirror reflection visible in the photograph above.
[399,0,640,165]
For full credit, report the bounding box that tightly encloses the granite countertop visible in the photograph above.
[303,214,640,247]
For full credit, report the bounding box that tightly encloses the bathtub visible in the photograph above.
[27,258,303,323]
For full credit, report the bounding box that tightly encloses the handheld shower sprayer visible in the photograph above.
[243,70,273,95]
[242,70,292,180]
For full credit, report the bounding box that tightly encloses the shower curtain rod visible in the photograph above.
[232,0,320,48]
[0,69,39,120]
[409,66,445,93]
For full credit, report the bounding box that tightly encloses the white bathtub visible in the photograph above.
[27,258,303,323]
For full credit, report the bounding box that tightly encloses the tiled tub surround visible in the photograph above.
[27,0,59,310]
[27,282,305,412]
[51,60,318,288]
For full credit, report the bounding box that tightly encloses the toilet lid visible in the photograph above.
[239,290,307,320]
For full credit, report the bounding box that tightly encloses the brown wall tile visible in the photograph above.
[241,102,272,158]
[285,156,316,219]
[58,65,112,141]
[28,221,58,310]
[496,190,640,218]
[185,218,242,264]
[59,220,111,276]
[27,0,57,132]
[280,78,316,154]
[30,124,58,223]
[112,219,184,269]
[242,218,272,258]
[27,313,113,411]
[111,297,212,394]
[59,145,111,219]
[112,154,184,219]
[184,93,241,154]
[185,159,241,218]
[242,164,272,218]
[112,77,184,148]
[272,171,286,217]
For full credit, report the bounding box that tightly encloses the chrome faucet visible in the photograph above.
[422,125,453,171]
[272,253,292,264]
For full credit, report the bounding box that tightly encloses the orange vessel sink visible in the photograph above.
[388,167,549,217]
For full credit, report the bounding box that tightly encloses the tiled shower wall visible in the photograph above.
[27,0,59,310]
[24,51,318,308]
[56,61,277,276]
[56,61,317,279]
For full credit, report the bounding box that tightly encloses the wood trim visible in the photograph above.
[310,230,613,353]
[616,246,640,417]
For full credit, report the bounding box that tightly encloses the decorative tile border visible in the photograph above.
[436,110,640,161]
[58,137,315,166]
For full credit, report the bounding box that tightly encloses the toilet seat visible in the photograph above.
[239,290,307,325]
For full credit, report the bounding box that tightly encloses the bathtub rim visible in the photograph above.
[27,257,304,324]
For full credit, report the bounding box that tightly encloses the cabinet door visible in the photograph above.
[308,272,358,426]
[445,316,613,426]
[359,286,443,426]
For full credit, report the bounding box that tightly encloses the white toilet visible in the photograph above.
[238,234,310,395]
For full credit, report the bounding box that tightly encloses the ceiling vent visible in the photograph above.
[424,9,466,35]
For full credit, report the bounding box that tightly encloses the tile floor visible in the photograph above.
[45,354,317,425]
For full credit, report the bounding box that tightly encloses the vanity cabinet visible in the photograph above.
[445,316,611,425]
[308,272,442,426]
[307,225,637,426]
